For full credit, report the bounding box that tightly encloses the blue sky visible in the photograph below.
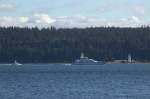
[0,0,149,28]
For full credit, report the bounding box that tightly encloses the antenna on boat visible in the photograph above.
[128,54,132,63]
[80,52,84,58]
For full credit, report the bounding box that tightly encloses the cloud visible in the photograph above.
[33,13,56,24]
[0,4,15,12]
[19,17,29,23]
[0,14,148,28]
[133,5,146,15]
[130,16,140,23]
[53,15,107,28]
[52,16,144,28]
[0,13,56,27]
[25,13,56,27]
[0,16,29,27]
[114,16,141,27]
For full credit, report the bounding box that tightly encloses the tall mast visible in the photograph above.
[128,54,132,63]
[80,52,84,58]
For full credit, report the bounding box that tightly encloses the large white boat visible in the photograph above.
[73,53,104,65]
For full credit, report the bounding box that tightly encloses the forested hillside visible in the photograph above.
[0,26,150,63]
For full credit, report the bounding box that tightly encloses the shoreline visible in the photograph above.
[0,62,150,65]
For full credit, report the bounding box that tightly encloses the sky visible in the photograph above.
[0,0,149,28]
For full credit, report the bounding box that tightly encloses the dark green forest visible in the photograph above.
[0,26,150,63]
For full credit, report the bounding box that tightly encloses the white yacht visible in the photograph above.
[73,53,104,65]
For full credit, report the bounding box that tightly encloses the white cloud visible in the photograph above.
[0,14,148,28]
[33,13,56,24]
[24,13,56,27]
[53,16,107,28]
[134,5,146,15]
[130,16,140,23]
[0,4,15,11]
[0,16,11,24]
[19,17,29,23]
[52,16,144,28]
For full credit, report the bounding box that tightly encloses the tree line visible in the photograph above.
[0,26,150,63]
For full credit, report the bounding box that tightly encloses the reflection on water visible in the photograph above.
[0,67,150,98]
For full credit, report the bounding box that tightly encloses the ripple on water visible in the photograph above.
[0,71,150,99]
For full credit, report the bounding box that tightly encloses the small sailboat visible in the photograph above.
[14,60,22,66]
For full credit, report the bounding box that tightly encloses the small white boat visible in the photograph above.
[64,63,72,66]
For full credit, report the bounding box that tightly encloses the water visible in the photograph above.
[0,64,150,99]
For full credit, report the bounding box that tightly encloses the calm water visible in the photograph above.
[0,64,150,99]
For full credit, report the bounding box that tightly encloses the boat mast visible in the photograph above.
[80,52,84,59]
[128,54,132,63]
